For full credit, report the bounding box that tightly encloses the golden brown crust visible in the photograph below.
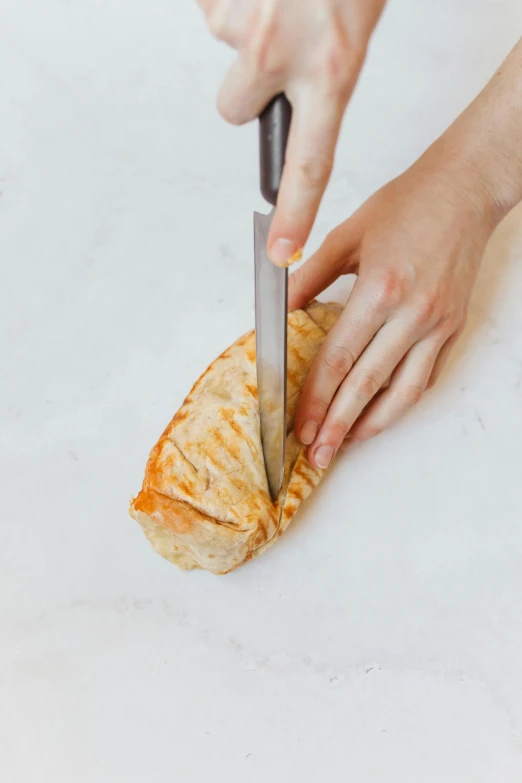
[130,301,342,574]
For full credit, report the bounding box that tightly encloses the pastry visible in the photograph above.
[130,301,341,574]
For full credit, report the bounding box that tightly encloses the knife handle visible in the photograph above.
[259,94,292,206]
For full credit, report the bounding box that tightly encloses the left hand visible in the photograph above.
[289,145,503,469]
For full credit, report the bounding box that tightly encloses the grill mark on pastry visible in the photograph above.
[196,362,218,384]
[288,343,307,366]
[281,502,298,522]
[206,451,226,472]
[227,440,242,461]
[272,445,305,517]
[245,346,256,364]
[214,424,256,468]
[220,408,246,440]
[221,408,260,461]
[254,518,268,544]
[236,332,253,347]
[145,438,165,472]
[292,322,307,335]
[287,368,300,388]
[249,451,302,550]
[228,418,244,440]
[293,465,315,488]
[245,383,258,399]
[287,483,305,501]
[213,429,227,448]
[178,478,196,495]
[247,506,279,554]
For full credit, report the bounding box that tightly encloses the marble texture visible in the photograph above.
[2,1,522,780]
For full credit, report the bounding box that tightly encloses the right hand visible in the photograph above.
[198,0,387,265]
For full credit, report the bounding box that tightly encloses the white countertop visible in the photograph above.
[2,1,522,780]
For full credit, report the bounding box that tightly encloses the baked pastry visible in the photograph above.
[130,301,341,574]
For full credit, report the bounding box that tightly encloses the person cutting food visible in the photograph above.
[198,0,522,471]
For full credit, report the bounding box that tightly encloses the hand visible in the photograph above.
[289,147,504,469]
[198,0,386,265]
[290,35,522,468]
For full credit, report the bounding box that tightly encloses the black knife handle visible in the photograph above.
[259,94,292,206]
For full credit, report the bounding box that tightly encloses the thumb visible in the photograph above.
[288,219,360,311]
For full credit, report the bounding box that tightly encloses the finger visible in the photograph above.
[199,0,244,48]
[217,54,280,125]
[197,0,218,13]
[267,86,348,265]
[348,334,445,443]
[295,281,392,448]
[427,330,461,388]
[306,318,417,468]
[287,221,359,311]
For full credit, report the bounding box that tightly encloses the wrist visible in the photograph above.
[419,131,516,232]
[442,133,521,225]
[423,38,522,225]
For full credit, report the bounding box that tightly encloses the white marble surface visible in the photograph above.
[2,1,522,780]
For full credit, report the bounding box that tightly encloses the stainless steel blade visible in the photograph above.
[254,208,288,500]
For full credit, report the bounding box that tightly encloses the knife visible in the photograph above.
[254,94,292,500]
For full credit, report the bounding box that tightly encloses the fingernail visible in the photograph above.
[315,445,335,469]
[269,238,299,267]
[300,420,318,445]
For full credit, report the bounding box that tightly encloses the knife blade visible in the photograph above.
[255,94,292,500]
[254,209,288,499]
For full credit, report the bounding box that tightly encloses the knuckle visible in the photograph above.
[304,393,330,419]
[371,270,405,311]
[354,424,381,441]
[255,49,285,80]
[454,320,466,338]
[323,46,351,91]
[320,26,362,94]
[325,420,350,446]
[293,155,333,190]
[397,383,424,408]
[442,309,466,335]
[353,368,384,401]
[322,344,356,377]
[431,309,465,343]
[207,4,229,39]
[412,291,440,328]
[249,24,285,79]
